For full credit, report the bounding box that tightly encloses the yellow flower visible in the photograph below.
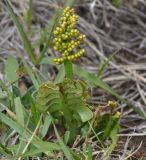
[53,7,86,64]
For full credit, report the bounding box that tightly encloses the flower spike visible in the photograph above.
[53,7,86,64]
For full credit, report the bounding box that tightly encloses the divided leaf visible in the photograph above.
[36,79,93,123]
[36,82,62,113]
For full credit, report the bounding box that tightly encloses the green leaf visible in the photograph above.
[41,115,51,138]
[74,105,93,123]
[5,55,19,83]
[36,82,62,113]
[36,79,93,142]
[14,97,24,126]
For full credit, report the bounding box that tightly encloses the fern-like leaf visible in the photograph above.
[36,82,63,113]
[36,79,93,139]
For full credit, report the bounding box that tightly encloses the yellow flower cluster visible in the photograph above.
[53,7,86,64]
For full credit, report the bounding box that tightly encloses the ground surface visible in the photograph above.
[1,0,146,159]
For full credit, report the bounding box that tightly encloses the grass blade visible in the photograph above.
[25,0,33,30]
[14,147,53,158]
[88,144,92,160]
[53,124,74,160]
[41,115,51,138]
[30,97,40,125]
[0,112,60,153]
[5,0,36,64]
[0,144,12,159]
[14,97,24,126]
[97,49,120,77]
[18,114,43,159]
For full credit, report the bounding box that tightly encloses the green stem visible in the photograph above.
[64,60,73,79]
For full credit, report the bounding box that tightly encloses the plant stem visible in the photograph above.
[64,60,73,79]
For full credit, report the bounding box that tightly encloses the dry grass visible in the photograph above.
[1,0,146,159]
